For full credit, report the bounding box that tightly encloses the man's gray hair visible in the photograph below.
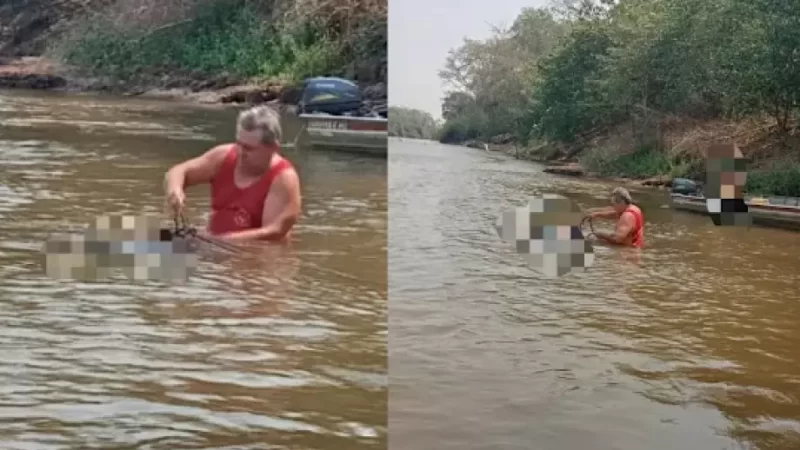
[610,187,634,205]
[236,105,282,145]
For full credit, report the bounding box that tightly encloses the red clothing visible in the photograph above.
[208,145,293,236]
[625,204,645,248]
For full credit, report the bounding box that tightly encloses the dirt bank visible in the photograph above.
[0,0,387,108]
[0,56,387,109]
[479,142,673,189]
[472,114,800,195]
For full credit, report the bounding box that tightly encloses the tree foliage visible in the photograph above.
[49,0,386,84]
[439,0,800,146]
[388,107,439,140]
[438,7,569,141]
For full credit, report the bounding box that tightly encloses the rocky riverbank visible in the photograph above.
[541,161,674,188]
[0,56,387,109]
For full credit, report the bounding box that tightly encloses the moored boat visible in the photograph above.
[294,77,387,156]
[299,113,387,156]
[669,178,800,230]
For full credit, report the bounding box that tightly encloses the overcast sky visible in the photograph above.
[388,0,549,120]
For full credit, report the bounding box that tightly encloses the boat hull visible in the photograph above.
[670,193,800,231]
[299,114,387,157]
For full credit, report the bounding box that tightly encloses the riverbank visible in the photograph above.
[0,0,387,108]
[459,115,800,196]
[0,56,387,108]
[457,137,665,187]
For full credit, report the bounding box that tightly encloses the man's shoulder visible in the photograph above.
[206,143,235,162]
[619,209,638,223]
[272,159,300,189]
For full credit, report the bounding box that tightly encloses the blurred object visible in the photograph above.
[42,214,198,282]
[495,194,594,277]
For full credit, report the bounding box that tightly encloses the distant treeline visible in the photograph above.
[388,106,440,140]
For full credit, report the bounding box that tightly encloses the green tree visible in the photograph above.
[438,7,568,142]
[436,0,800,195]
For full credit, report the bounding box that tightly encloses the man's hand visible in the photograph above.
[166,186,186,215]
[595,211,635,246]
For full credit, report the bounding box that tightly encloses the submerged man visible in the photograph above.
[584,187,645,248]
[164,105,301,242]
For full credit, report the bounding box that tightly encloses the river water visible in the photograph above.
[0,90,387,449]
[389,138,800,450]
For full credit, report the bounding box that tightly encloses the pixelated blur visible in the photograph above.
[705,142,752,226]
[42,214,198,282]
[495,194,594,277]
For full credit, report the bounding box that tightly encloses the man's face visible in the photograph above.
[611,199,627,214]
[236,127,277,170]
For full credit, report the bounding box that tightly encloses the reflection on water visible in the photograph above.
[389,138,800,450]
[0,89,386,449]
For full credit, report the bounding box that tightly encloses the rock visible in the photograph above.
[0,72,66,89]
[0,56,67,89]
[463,139,487,150]
[640,175,673,187]
[216,83,284,105]
[543,163,586,177]
[489,133,514,145]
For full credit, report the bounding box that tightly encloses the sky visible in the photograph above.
[388,0,549,120]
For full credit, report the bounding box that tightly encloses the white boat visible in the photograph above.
[299,113,387,156]
[670,189,800,231]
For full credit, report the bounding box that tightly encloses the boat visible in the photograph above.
[669,178,800,230]
[294,77,387,156]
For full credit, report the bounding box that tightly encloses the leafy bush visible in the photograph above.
[51,0,382,84]
[746,165,800,197]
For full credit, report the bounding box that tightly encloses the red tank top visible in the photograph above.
[208,146,294,236]
[625,205,645,248]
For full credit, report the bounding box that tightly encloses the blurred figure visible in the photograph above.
[704,142,751,226]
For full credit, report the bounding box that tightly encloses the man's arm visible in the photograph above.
[586,206,621,220]
[595,211,635,245]
[164,144,230,191]
[220,169,302,242]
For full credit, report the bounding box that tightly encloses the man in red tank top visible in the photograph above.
[584,187,645,248]
[163,106,301,242]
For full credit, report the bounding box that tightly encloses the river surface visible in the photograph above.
[0,90,387,449]
[389,138,800,450]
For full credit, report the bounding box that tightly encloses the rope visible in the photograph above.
[170,210,239,254]
[580,216,596,239]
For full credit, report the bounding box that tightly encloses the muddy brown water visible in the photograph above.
[389,138,800,450]
[0,89,387,449]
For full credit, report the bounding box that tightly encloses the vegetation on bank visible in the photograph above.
[388,107,439,140]
[438,0,800,196]
[47,0,387,87]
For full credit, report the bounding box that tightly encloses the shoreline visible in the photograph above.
[457,139,674,190]
[0,56,386,109]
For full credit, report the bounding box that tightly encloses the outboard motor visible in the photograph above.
[671,177,702,196]
[298,77,363,116]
